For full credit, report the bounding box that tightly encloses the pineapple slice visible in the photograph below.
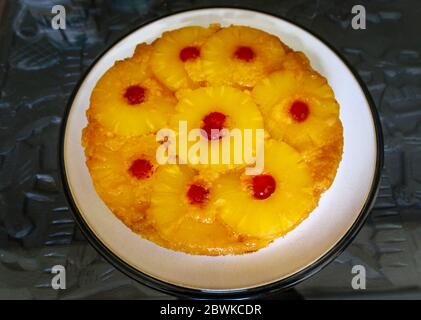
[252,69,340,148]
[89,56,176,137]
[148,165,269,255]
[149,165,217,226]
[213,140,317,239]
[170,86,264,178]
[150,26,219,91]
[83,121,160,229]
[201,26,287,88]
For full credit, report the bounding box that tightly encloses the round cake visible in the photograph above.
[82,24,343,255]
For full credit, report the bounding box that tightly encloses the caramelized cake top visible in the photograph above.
[83,25,343,256]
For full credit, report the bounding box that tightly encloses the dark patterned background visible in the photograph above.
[0,0,420,299]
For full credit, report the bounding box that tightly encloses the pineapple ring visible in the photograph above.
[201,26,287,88]
[148,165,269,255]
[149,165,217,226]
[89,56,176,137]
[150,26,219,91]
[264,96,341,150]
[170,86,264,178]
[213,140,317,239]
[82,121,160,228]
[252,69,340,149]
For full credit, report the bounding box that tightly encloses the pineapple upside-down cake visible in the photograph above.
[82,25,343,255]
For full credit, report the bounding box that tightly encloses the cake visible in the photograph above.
[82,25,343,255]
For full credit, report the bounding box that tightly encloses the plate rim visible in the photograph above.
[59,6,384,298]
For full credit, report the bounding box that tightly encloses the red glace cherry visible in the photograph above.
[179,46,200,62]
[202,112,226,140]
[289,100,309,122]
[124,85,146,105]
[234,46,255,62]
[252,174,276,200]
[187,184,209,206]
[128,159,153,179]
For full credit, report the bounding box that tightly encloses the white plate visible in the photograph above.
[60,8,383,297]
